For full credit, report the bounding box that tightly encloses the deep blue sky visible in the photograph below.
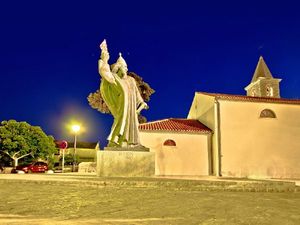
[1,1,300,147]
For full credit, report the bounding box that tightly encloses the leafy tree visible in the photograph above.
[0,120,57,167]
[0,154,12,167]
[87,72,155,123]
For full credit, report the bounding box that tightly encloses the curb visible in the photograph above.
[0,175,299,192]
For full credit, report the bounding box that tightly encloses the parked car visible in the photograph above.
[15,161,48,173]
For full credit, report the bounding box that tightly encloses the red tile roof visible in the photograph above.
[198,92,300,105]
[139,118,211,133]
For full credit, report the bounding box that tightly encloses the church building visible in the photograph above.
[139,57,300,179]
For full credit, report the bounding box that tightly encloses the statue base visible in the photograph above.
[96,150,155,177]
[104,145,150,152]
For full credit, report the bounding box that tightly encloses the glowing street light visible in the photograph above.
[72,125,80,133]
[72,124,80,172]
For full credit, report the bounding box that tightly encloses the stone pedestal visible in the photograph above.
[97,149,155,177]
[78,162,97,173]
[104,146,150,152]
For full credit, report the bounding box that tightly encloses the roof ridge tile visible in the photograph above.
[139,118,211,133]
[196,92,300,104]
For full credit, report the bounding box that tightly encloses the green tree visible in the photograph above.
[0,154,12,167]
[0,120,57,167]
[87,72,155,123]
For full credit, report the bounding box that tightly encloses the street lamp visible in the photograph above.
[71,124,80,172]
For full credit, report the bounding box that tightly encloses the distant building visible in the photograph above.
[140,57,300,179]
[55,141,99,162]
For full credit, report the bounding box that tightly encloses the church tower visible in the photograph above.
[245,56,282,98]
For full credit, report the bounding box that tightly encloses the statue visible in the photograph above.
[98,40,149,148]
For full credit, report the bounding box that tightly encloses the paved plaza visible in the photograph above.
[0,174,300,224]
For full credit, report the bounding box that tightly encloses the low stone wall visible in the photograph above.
[78,162,97,173]
[0,174,298,192]
[0,167,14,174]
[97,150,155,177]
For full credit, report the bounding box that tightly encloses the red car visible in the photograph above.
[15,162,48,173]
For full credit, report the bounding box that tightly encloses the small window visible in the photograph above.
[260,109,276,118]
[163,139,176,146]
[266,86,273,97]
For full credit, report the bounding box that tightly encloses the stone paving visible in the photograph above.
[1,173,300,225]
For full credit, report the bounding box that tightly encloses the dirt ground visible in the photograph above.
[1,174,300,225]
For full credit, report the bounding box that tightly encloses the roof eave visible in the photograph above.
[139,129,212,135]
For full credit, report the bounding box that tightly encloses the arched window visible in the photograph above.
[260,109,276,118]
[163,139,176,146]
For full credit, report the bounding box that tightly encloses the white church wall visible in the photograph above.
[187,93,218,175]
[188,93,216,129]
[219,100,300,178]
[140,131,211,176]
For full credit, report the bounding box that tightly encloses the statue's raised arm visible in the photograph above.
[98,40,116,84]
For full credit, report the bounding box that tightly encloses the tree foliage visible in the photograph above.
[0,120,57,167]
[87,72,155,123]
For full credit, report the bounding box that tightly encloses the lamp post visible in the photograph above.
[71,125,80,172]
[60,141,68,173]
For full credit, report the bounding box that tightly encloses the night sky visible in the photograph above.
[1,1,300,147]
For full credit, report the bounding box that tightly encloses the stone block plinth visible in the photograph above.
[97,150,155,177]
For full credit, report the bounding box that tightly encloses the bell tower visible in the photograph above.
[245,56,281,98]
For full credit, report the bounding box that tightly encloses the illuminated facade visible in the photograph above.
[140,57,300,178]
